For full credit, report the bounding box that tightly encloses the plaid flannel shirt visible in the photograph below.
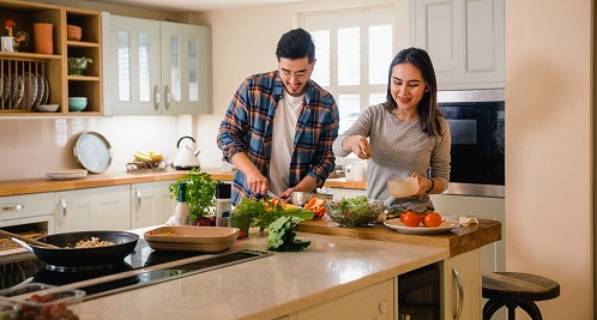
[217,71,340,205]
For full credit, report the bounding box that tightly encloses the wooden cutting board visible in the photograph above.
[298,218,501,257]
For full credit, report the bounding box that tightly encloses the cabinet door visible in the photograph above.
[441,249,482,320]
[108,15,161,115]
[160,22,211,115]
[131,181,175,228]
[54,186,131,233]
[296,279,394,320]
[411,0,504,90]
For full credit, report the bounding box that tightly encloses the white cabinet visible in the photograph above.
[410,0,504,90]
[105,14,211,115]
[131,181,176,228]
[441,248,482,320]
[54,186,131,233]
[295,279,394,320]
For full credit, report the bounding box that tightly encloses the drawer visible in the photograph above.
[0,193,53,221]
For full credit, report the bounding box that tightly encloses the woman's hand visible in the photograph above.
[246,169,269,196]
[346,135,371,159]
[411,172,434,196]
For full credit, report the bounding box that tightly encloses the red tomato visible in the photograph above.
[402,212,421,227]
[423,212,442,228]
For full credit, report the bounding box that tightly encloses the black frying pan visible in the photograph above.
[28,231,139,267]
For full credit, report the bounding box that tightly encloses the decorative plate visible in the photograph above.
[383,218,457,235]
[21,73,38,110]
[42,75,50,104]
[73,131,112,174]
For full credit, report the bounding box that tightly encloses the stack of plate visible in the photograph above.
[46,169,88,181]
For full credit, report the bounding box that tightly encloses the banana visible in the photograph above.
[149,152,163,162]
[134,151,152,162]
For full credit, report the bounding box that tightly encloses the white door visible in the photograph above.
[54,186,131,233]
[441,249,482,320]
[109,15,161,115]
[131,181,176,228]
[160,22,211,115]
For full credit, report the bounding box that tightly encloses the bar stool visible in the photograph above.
[482,272,560,320]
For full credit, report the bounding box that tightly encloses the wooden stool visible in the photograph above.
[482,272,559,320]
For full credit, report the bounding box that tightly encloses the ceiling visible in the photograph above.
[98,0,304,12]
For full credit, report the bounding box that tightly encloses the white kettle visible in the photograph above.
[173,136,201,170]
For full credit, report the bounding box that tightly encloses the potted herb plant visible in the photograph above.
[169,169,217,225]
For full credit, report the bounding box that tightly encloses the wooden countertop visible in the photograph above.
[0,171,366,197]
[0,169,235,196]
[298,218,501,257]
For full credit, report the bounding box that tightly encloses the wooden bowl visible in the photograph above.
[67,25,82,41]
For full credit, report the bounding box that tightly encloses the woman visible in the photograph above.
[332,47,451,212]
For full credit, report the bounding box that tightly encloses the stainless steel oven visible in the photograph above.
[438,90,504,198]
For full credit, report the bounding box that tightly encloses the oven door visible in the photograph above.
[0,215,54,254]
[438,90,504,198]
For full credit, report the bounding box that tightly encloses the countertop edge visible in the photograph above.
[240,250,449,320]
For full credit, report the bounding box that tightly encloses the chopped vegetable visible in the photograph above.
[232,197,314,232]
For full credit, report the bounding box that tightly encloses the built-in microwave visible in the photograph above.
[438,90,504,198]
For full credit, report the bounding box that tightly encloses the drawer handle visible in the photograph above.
[378,299,388,314]
[2,204,24,211]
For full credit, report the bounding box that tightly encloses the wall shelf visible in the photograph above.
[67,75,99,81]
[67,41,99,48]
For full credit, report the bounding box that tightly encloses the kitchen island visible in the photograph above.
[76,225,494,320]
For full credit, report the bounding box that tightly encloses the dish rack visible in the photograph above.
[0,59,51,111]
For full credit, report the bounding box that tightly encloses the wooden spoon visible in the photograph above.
[0,229,59,248]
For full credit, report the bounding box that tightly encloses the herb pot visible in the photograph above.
[230,214,250,239]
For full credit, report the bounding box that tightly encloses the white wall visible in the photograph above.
[506,0,593,318]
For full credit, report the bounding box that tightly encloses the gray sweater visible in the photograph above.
[332,103,451,212]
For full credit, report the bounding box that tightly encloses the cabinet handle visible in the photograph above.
[153,85,160,111]
[2,204,24,211]
[452,267,464,320]
[136,189,142,211]
[60,199,67,217]
[378,299,388,314]
[164,85,171,110]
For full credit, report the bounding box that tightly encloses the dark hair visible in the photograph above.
[276,28,315,63]
[385,47,443,136]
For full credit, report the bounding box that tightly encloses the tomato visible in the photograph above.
[402,212,421,227]
[423,212,442,228]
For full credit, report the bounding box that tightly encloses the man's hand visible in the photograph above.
[280,188,295,202]
[246,169,269,195]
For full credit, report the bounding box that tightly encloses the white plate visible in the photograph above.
[73,131,112,174]
[383,218,457,234]
[46,169,88,180]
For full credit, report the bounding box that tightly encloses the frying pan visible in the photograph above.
[17,231,139,267]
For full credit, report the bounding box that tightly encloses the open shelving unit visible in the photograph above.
[0,0,102,116]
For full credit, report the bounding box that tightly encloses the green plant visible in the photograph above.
[169,169,217,221]
[267,216,311,251]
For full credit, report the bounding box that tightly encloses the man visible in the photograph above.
[217,28,340,205]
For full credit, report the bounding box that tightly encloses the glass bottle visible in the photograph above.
[215,182,231,227]
[173,182,189,225]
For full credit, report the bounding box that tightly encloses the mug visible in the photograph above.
[345,163,366,181]
[0,36,14,52]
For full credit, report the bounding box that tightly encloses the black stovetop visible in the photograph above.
[0,240,270,299]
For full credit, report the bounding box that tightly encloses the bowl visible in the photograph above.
[0,283,85,320]
[387,176,419,198]
[144,226,239,252]
[291,191,312,206]
[67,24,82,41]
[69,97,87,112]
[36,104,60,112]
[326,197,383,227]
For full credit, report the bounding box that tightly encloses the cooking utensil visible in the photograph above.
[0,229,58,248]
[73,131,112,173]
[16,231,139,267]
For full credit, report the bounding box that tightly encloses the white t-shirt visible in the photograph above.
[269,91,304,195]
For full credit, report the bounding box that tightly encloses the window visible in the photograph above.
[301,6,394,133]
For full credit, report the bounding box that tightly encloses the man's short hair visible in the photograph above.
[276,28,315,63]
